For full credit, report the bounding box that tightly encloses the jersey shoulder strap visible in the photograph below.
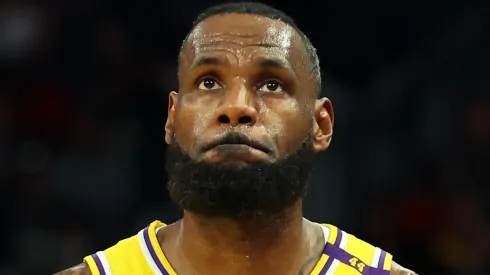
[319,224,393,275]
[83,220,171,275]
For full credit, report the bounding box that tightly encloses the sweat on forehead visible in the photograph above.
[191,13,296,38]
[188,15,301,53]
[179,14,311,78]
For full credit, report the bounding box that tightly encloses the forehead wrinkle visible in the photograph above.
[197,41,282,55]
[181,14,312,87]
[192,46,296,77]
[190,16,297,51]
[193,34,298,67]
[200,30,277,39]
[199,39,280,49]
[194,29,286,50]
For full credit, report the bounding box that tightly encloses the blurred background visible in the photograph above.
[0,0,489,274]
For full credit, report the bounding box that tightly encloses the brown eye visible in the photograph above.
[198,78,221,90]
[259,80,284,93]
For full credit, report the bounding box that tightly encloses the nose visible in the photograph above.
[216,83,258,127]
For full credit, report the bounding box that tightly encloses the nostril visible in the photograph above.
[238,116,252,124]
[218,115,230,124]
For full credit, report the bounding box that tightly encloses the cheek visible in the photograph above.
[278,118,310,154]
[260,105,284,137]
[174,97,217,150]
[262,99,311,154]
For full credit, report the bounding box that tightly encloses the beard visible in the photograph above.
[165,132,315,219]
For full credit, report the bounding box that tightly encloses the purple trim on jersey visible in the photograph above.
[334,230,343,246]
[369,267,391,275]
[322,229,343,254]
[91,253,106,275]
[143,226,170,275]
[322,230,342,258]
[320,231,389,275]
[325,245,377,275]
[378,250,387,269]
[368,250,390,275]
[319,255,335,275]
[319,230,343,274]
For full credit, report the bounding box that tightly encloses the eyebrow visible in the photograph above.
[256,57,293,72]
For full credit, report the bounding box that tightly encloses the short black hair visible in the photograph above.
[179,2,321,96]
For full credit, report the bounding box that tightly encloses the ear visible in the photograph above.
[165,91,178,145]
[312,97,334,152]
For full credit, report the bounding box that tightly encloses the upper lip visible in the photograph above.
[201,139,272,154]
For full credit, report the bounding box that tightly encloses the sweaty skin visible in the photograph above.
[54,13,417,275]
[172,15,318,164]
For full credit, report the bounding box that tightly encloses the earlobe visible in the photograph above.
[165,91,178,145]
[312,97,334,152]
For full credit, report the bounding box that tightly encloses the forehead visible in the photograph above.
[182,13,307,71]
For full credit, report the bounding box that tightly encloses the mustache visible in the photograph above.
[199,132,273,154]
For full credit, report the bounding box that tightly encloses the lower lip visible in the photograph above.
[206,144,269,162]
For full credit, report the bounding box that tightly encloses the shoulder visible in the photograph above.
[390,261,418,275]
[321,224,417,274]
[54,262,92,275]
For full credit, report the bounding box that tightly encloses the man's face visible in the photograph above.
[165,14,334,218]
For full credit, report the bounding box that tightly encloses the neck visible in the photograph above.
[182,201,304,254]
[165,200,322,274]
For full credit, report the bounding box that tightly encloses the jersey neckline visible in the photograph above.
[140,220,343,275]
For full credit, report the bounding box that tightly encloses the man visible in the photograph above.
[56,2,417,275]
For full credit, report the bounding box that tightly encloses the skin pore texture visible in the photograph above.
[55,13,417,275]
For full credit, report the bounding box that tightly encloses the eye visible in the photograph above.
[197,78,221,91]
[258,80,284,93]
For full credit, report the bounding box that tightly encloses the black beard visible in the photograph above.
[165,133,315,219]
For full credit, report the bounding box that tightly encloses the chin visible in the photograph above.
[165,137,316,219]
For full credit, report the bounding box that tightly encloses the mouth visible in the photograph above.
[202,140,272,154]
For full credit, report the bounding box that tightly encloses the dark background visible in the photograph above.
[1,0,489,274]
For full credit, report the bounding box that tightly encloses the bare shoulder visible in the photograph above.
[390,261,418,275]
[54,262,92,275]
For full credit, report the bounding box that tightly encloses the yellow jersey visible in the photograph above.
[83,220,392,275]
